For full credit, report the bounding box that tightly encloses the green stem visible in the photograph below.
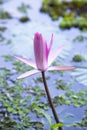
[41,71,63,130]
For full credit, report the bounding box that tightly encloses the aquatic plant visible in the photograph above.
[0,9,12,19]
[72,54,85,62]
[14,32,74,130]
[41,0,87,30]
[19,16,29,23]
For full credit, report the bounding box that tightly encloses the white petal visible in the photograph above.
[48,66,75,71]
[14,56,36,68]
[48,34,53,53]
[17,70,40,79]
[48,45,64,66]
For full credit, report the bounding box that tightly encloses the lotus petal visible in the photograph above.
[48,66,75,71]
[48,45,64,66]
[34,33,48,70]
[14,56,36,68]
[48,34,53,54]
[17,70,40,79]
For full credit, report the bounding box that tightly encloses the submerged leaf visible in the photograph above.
[34,107,52,126]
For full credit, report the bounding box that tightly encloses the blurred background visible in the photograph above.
[0,0,87,130]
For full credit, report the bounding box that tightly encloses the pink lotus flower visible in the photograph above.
[15,32,74,79]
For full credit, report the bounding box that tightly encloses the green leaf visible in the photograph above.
[51,123,64,130]
[34,107,52,126]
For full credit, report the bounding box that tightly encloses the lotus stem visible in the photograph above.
[41,71,63,130]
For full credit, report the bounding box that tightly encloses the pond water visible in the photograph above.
[0,0,87,130]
